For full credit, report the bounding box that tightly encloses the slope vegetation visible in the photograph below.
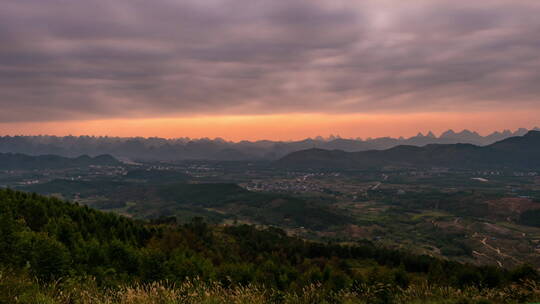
[1,189,538,303]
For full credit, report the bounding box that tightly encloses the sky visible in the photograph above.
[1,0,539,140]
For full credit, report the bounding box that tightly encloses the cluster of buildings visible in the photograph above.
[243,180,324,193]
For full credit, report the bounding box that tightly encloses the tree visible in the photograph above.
[19,232,71,281]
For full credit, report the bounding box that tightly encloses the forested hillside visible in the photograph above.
[1,188,539,303]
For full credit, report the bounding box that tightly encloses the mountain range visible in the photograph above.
[0,128,537,161]
[277,130,540,170]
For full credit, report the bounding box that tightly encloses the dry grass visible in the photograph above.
[2,270,540,304]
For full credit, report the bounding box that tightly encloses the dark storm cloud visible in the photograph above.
[1,0,539,122]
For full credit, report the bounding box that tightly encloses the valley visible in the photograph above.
[7,152,540,271]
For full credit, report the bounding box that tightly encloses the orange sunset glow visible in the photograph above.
[2,111,539,141]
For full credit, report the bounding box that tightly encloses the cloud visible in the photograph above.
[0,0,539,122]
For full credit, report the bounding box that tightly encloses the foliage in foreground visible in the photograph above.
[1,188,540,303]
[1,269,540,304]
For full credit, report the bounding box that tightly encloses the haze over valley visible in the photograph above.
[2,127,538,161]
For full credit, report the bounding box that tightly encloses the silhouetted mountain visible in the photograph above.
[277,131,540,170]
[0,128,536,161]
[0,153,120,170]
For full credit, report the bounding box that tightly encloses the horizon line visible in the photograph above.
[1,126,538,143]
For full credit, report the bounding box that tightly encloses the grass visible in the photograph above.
[2,269,540,304]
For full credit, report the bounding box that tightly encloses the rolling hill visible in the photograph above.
[277,131,540,170]
[0,152,121,170]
